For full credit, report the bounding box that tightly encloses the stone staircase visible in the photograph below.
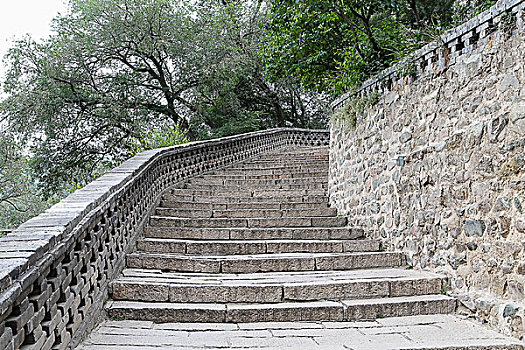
[105,146,457,323]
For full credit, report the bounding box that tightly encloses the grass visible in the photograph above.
[441,280,447,295]
[330,91,380,131]
[108,317,126,321]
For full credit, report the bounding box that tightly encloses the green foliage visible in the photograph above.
[1,0,203,197]
[190,1,329,137]
[441,280,447,295]
[262,0,498,96]
[500,11,518,35]
[332,105,357,131]
[0,0,329,200]
[195,111,262,140]
[331,92,380,131]
[0,133,53,229]
[450,0,496,26]
[127,124,189,155]
[108,317,126,321]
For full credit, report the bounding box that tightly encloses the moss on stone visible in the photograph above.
[331,91,380,131]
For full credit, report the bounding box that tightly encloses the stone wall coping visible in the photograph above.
[331,0,525,110]
[0,127,327,295]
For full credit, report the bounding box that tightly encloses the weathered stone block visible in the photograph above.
[464,220,485,237]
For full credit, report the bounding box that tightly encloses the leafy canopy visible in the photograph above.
[262,0,495,95]
[1,0,328,198]
[0,133,53,229]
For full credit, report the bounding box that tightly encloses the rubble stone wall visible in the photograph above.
[329,26,525,338]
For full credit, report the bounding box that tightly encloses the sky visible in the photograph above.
[0,0,69,79]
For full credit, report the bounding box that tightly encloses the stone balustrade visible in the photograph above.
[0,128,328,350]
[332,0,525,110]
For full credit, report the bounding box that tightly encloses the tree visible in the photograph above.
[261,0,495,96]
[261,0,399,95]
[0,133,51,229]
[190,0,329,139]
[0,134,29,212]
[1,0,210,195]
[1,0,329,197]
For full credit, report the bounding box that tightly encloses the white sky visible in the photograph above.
[0,0,69,80]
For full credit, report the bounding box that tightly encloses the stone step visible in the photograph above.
[257,154,328,159]
[259,150,326,154]
[219,165,328,172]
[168,188,327,198]
[266,149,328,153]
[207,171,328,179]
[253,158,329,163]
[212,170,328,177]
[77,316,525,350]
[247,156,328,160]
[191,176,327,185]
[243,161,329,167]
[161,194,329,204]
[187,179,328,188]
[149,216,347,228]
[183,183,328,191]
[265,148,327,152]
[157,200,331,210]
[126,251,404,273]
[154,208,338,219]
[105,295,455,323]
[136,238,380,255]
[258,150,328,155]
[258,150,327,155]
[262,148,328,154]
[247,153,328,158]
[144,226,365,240]
[111,268,443,303]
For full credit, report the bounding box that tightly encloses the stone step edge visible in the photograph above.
[226,162,329,166]
[135,238,380,255]
[143,226,365,240]
[110,275,444,303]
[239,160,329,163]
[157,198,330,205]
[137,238,378,244]
[161,195,330,202]
[126,251,405,273]
[189,177,329,182]
[149,216,348,228]
[208,171,328,177]
[168,189,328,195]
[105,294,456,323]
[216,167,329,172]
[153,208,338,219]
[182,184,329,190]
[154,208,337,213]
[197,175,328,180]
[158,200,332,207]
[127,251,400,260]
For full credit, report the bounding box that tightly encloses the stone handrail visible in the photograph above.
[331,0,525,110]
[0,128,328,349]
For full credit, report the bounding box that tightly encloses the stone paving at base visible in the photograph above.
[77,315,523,350]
